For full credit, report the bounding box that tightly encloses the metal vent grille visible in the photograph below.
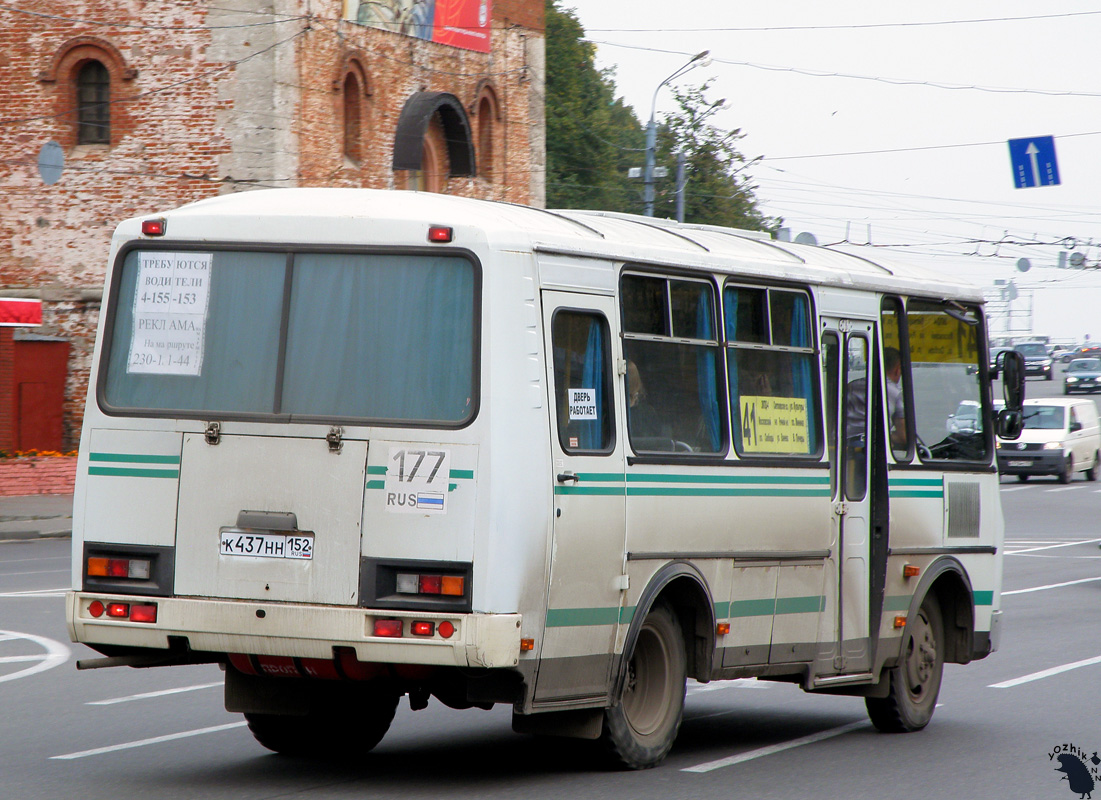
[947,482,981,538]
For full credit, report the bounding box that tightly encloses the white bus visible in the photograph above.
[67,189,1025,768]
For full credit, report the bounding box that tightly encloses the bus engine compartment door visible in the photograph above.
[174,432,367,606]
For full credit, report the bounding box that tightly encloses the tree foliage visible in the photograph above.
[652,82,779,233]
[545,1,778,233]
[545,2,644,212]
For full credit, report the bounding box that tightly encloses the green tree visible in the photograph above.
[651,82,779,233]
[545,1,644,212]
[545,2,777,232]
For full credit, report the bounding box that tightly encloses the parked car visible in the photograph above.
[1013,342,1053,380]
[1064,358,1101,394]
[996,398,1101,483]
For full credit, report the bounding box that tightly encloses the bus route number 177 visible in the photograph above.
[385,446,451,515]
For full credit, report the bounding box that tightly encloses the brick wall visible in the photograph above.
[0,0,545,453]
[0,456,77,496]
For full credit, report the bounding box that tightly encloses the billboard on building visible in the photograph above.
[345,0,491,53]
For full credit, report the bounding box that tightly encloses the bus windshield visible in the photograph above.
[101,248,477,424]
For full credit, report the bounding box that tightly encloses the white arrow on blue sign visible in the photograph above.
[1008,136,1060,188]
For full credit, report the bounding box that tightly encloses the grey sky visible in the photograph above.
[560,1,1101,341]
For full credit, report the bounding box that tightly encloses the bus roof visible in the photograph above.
[116,188,985,303]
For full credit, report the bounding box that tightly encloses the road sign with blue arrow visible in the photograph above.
[1008,136,1060,188]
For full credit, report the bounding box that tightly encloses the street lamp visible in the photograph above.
[644,50,710,217]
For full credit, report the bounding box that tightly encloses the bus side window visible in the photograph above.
[904,300,988,462]
[551,310,615,453]
[621,274,723,454]
[725,284,819,458]
[881,297,912,462]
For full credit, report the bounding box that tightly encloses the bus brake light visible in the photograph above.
[374,619,403,637]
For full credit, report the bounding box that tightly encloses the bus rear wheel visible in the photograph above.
[245,688,399,758]
[602,603,686,769]
[866,597,944,732]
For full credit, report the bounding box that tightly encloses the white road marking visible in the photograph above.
[998,487,1028,493]
[1003,576,1101,595]
[682,720,869,773]
[0,587,69,598]
[88,682,223,705]
[0,630,70,684]
[51,722,248,760]
[0,569,69,577]
[989,655,1101,689]
[1006,539,1101,554]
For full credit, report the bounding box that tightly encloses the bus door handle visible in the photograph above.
[556,472,580,484]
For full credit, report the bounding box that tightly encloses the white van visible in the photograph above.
[997,397,1101,482]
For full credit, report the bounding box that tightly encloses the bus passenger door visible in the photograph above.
[535,292,627,703]
[823,319,874,674]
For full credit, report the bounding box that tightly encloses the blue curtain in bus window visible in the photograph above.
[696,292,721,451]
[103,250,285,414]
[723,288,739,404]
[578,319,605,450]
[789,294,816,451]
[281,253,475,423]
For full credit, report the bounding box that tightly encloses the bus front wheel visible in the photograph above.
[865,597,944,732]
[602,603,687,769]
[245,687,399,758]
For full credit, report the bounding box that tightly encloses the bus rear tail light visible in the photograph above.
[437,621,455,639]
[396,572,465,598]
[410,621,435,637]
[129,604,158,623]
[141,218,166,236]
[87,556,151,580]
[373,619,403,638]
[106,602,129,618]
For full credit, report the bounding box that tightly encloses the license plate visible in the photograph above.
[219,530,313,560]
[1006,460,1031,467]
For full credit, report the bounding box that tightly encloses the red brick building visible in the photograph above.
[0,0,546,450]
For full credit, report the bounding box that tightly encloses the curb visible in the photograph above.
[0,529,72,541]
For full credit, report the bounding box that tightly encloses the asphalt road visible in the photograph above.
[1,368,1096,799]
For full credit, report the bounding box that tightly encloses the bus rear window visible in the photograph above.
[102,249,477,425]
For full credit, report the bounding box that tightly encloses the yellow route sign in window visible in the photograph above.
[739,395,811,454]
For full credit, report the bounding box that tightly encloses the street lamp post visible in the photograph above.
[644,50,709,217]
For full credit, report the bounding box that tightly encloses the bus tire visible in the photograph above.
[865,597,944,733]
[602,603,686,769]
[245,689,399,757]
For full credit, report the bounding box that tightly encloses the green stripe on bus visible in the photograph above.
[883,595,912,612]
[888,478,943,486]
[973,591,994,606]
[88,466,180,479]
[554,486,626,496]
[367,466,387,475]
[576,473,627,482]
[89,452,180,464]
[890,491,944,498]
[627,473,829,485]
[776,595,827,614]
[545,606,635,627]
[626,487,830,498]
[729,598,777,617]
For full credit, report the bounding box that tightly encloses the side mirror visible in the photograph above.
[1070,420,1083,433]
[997,408,1024,440]
[1000,350,1026,409]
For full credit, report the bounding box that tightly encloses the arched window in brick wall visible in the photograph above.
[77,61,111,144]
[474,85,500,183]
[333,53,371,168]
[38,37,136,149]
[342,73,362,163]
